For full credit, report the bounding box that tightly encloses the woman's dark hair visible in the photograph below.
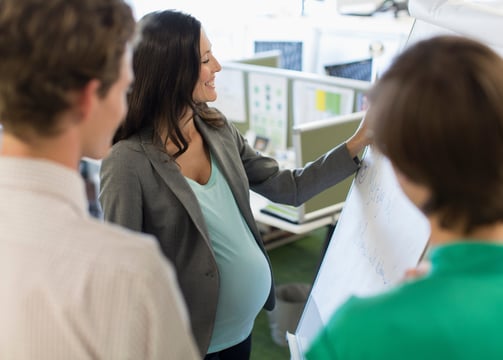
[114,9,224,157]
[368,35,503,233]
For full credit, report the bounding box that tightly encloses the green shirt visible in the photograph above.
[305,241,503,360]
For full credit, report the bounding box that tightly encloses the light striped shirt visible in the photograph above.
[0,157,200,360]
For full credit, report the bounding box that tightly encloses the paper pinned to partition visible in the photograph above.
[248,73,288,151]
[292,80,355,126]
[212,68,247,123]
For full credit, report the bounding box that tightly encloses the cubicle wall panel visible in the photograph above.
[297,117,362,215]
[216,61,371,153]
[211,67,249,136]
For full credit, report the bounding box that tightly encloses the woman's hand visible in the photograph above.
[345,112,373,158]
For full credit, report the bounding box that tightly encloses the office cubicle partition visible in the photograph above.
[294,111,365,220]
[260,111,365,224]
[211,61,370,152]
[234,49,282,68]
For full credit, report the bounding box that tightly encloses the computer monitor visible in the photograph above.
[254,41,303,71]
[324,58,373,82]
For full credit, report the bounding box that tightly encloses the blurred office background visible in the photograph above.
[126,0,412,77]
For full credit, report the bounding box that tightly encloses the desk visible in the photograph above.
[250,191,340,250]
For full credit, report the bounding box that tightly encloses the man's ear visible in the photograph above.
[77,79,101,122]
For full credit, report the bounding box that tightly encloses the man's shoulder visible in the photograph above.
[72,218,169,275]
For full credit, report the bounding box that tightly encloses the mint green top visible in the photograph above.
[305,241,503,360]
[186,155,271,354]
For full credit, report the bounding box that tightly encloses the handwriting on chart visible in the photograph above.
[357,158,394,222]
[351,152,400,285]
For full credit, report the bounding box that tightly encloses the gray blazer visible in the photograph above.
[99,115,359,355]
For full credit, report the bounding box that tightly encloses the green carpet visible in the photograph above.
[250,226,328,360]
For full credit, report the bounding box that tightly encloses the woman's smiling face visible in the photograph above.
[192,29,222,103]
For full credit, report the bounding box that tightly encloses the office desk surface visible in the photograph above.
[250,191,339,235]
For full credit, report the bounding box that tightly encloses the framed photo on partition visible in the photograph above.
[253,135,270,152]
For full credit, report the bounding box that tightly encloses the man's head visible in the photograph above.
[0,0,135,157]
